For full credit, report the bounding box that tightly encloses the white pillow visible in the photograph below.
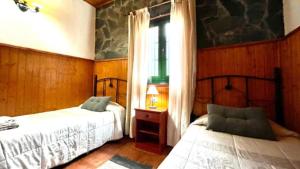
[191,114,208,126]
[269,120,300,138]
[0,116,13,124]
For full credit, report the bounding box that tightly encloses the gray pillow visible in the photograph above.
[206,104,276,141]
[81,96,111,112]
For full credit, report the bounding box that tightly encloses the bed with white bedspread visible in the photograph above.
[159,123,300,169]
[0,102,125,169]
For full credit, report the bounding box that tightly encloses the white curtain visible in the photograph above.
[167,0,197,146]
[125,8,150,138]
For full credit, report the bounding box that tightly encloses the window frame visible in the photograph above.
[148,17,170,84]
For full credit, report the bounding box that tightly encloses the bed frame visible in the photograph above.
[194,67,284,125]
[93,75,127,105]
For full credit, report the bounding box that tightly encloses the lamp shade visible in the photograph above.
[147,85,159,95]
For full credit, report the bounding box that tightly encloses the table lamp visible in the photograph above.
[147,85,159,109]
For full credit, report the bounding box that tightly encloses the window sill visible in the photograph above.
[148,83,169,87]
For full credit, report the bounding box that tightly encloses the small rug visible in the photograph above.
[98,155,152,169]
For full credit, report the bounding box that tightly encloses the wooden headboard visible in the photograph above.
[93,75,127,107]
[193,67,284,125]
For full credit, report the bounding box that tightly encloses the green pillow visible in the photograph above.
[206,104,276,141]
[81,96,111,112]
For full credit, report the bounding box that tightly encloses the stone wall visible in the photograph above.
[197,0,284,48]
[95,0,168,59]
[95,0,284,59]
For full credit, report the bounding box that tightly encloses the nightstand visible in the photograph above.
[135,108,167,154]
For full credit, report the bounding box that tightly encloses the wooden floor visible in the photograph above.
[59,137,171,169]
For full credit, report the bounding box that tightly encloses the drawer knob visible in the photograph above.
[146,114,150,118]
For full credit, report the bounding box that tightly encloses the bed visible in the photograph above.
[0,102,125,169]
[158,123,300,169]
[159,68,300,169]
[0,77,127,169]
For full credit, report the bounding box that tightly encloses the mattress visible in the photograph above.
[159,125,300,169]
[0,102,125,169]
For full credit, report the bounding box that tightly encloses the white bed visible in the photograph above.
[0,102,125,169]
[159,121,300,169]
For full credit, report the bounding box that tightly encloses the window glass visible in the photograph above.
[148,19,170,84]
[148,26,159,77]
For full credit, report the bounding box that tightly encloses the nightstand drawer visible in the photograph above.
[136,111,160,123]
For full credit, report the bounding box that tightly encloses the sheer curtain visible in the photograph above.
[167,0,197,146]
[125,8,150,138]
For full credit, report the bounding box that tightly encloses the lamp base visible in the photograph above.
[148,106,157,109]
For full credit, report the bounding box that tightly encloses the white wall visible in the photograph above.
[0,0,95,60]
[283,0,300,35]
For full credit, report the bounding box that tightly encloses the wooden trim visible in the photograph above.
[284,25,300,39]
[199,25,300,52]
[199,39,281,51]
[83,0,94,7]
[95,0,113,8]
[84,0,113,8]
[135,108,168,113]
[95,57,128,62]
[0,43,94,62]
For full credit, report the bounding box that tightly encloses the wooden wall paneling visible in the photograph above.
[146,85,169,109]
[198,42,280,78]
[0,46,9,115]
[0,44,94,116]
[56,56,67,109]
[94,59,128,106]
[6,48,18,116]
[280,27,300,133]
[94,59,169,109]
[194,80,211,115]
[196,41,280,117]
[94,59,128,79]
[214,78,247,107]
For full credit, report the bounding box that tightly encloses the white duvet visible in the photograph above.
[159,125,300,169]
[0,102,125,169]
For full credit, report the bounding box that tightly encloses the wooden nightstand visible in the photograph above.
[135,108,167,154]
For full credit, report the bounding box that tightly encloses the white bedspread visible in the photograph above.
[159,125,300,169]
[0,103,124,169]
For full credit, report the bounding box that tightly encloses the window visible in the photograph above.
[148,18,171,84]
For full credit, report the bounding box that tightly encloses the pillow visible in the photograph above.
[81,96,111,112]
[0,116,12,124]
[206,104,276,141]
[191,114,208,126]
[269,120,300,138]
[193,114,299,138]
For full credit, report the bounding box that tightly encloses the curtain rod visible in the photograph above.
[127,0,171,16]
